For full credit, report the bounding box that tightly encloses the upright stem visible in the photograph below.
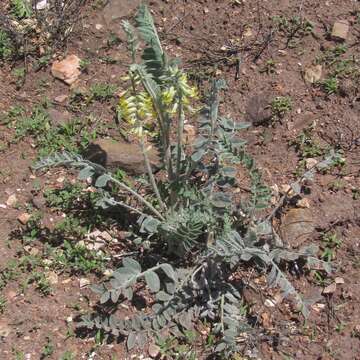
[111,177,165,220]
[129,74,167,214]
[140,139,167,212]
[210,80,220,140]
[176,93,185,179]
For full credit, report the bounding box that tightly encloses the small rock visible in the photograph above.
[260,312,272,329]
[305,158,318,169]
[79,278,91,288]
[304,65,322,84]
[103,269,113,277]
[323,282,336,295]
[148,344,160,359]
[48,109,72,126]
[331,20,349,41]
[280,208,315,247]
[335,277,345,284]
[280,184,294,196]
[0,321,11,338]
[54,94,68,103]
[85,139,161,175]
[95,24,103,30]
[34,0,48,10]
[0,204,7,209]
[66,316,73,323]
[6,194,18,207]
[24,246,40,256]
[17,213,31,225]
[46,271,58,285]
[51,55,81,85]
[245,93,272,126]
[264,299,276,307]
[296,198,311,209]
[32,195,46,210]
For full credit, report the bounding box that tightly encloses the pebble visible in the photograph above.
[0,321,11,338]
[54,94,68,103]
[79,278,91,288]
[296,198,311,208]
[264,299,276,307]
[51,55,81,85]
[148,344,161,358]
[331,20,349,41]
[305,158,318,169]
[6,194,18,207]
[323,282,336,295]
[17,212,31,225]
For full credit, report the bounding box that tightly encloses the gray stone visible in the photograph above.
[85,139,161,175]
[280,208,315,247]
[245,93,272,126]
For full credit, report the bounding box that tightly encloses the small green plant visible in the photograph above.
[13,349,25,360]
[79,59,91,73]
[12,67,26,89]
[272,15,313,47]
[0,295,6,313]
[0,30,14,60]
[321,232,342,262]
[34,55,52,71]
[60,351,76,360]
[352,188,360,200]
[157,332,198,360]
[328,179,346,192]
[271,96,292,119]
[90,83,117,101]
[10,0,32,19]
[260,59,276,75]
[23,271,52,296]
[53,240,105,274]
[290,125,324,159]
[40,337,54,359]
[322,77,338,95]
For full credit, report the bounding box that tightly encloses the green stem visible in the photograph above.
[111,177,165,221]
[140,139,167,212]
[176,93,185,179]
[128,73,166,215]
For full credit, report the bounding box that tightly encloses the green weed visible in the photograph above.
[12,67,26,89]
[90,83,117,102]
[53,240,104,274]
[271,96,292,119]
[60,351,76,360]
[321,232,342,262]
[0,30,13,60]
[0,295,6,313]
[260,59,276,75]
[40,337,54,359]
[10,0,32,19]
[322,77,338,95]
